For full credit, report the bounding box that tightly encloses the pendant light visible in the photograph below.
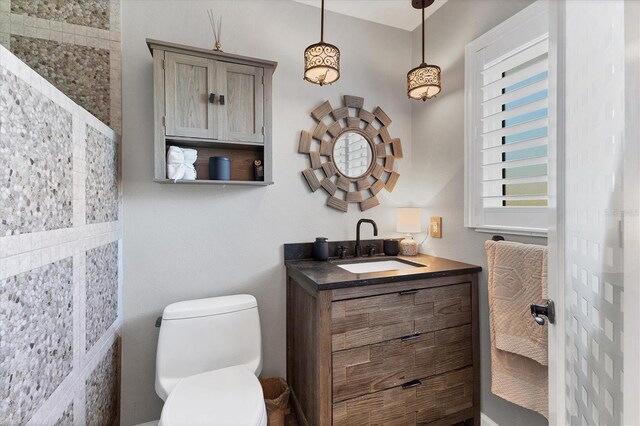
[407,0,441,101]
[304,0,340,86]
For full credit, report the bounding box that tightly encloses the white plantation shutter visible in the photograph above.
[465,0,549,234]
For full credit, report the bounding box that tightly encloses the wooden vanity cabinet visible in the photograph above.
[286,273,480,426]
[147,39,276,185]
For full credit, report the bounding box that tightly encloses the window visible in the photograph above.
[464,0,549,235]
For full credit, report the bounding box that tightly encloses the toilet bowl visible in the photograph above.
[155,295,265,425]
[159,366,266,426]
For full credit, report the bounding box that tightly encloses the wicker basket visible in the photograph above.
[259,377,291,426]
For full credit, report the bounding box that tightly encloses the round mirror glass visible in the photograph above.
[332,131,374,179]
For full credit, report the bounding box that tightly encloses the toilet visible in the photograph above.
[155,294,267,425]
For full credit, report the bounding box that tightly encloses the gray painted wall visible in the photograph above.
[122,0,552,424]
[410,0,548,425]
[121,1,414,424]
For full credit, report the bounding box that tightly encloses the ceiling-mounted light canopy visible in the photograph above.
[304,0,340,86]
[407,0,441,101]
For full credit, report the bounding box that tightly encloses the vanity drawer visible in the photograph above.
[332,324,472,403]
[331,283,471,351]
[333,366,474,426]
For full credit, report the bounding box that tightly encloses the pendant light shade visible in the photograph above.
[407,63,441,100]
[304,0,340,85]
[408,0,440,101]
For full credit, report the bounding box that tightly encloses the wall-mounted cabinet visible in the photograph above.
[147,39,277,185]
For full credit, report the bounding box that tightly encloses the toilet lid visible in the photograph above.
[160,365,266,426]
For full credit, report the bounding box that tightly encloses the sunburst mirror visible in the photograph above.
[298,95,403,212]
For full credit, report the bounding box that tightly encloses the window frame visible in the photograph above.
[464,0,550,237]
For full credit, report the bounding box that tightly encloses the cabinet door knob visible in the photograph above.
[209,93,216,103]
[219,94,225,105]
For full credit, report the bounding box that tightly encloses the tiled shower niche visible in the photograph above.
[0,43,122,425]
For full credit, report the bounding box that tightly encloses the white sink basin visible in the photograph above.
[336,260,421,274]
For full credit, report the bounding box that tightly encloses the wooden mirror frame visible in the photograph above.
[298,95,403,212]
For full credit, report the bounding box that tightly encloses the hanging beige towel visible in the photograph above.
[486,240,548,365]
[486,240,549,418]
[490,333,548,418]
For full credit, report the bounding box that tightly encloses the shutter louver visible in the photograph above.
[480,38,549,208]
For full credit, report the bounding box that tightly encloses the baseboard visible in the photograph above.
[481,412,500,426]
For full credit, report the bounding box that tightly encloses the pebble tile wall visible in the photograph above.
[10,36,111,126]
[86,126,118,224]
[52,403,73,426]
[0,65,73,236]
[0,0,122,134]
[0,258,74,424]
[85,340,119,426]
[85,242,118,352]
[0,44,122,425]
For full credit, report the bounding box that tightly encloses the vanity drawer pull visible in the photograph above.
[401,379,422,390]
[398,289,418,295]
[400,333,422,342]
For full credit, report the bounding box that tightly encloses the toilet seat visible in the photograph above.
[159,365,267,426]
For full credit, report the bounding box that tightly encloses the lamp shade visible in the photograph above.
[397,208,422,233]
[407,64,441,100]
[304,42,340,86]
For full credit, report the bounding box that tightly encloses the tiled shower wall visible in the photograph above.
[0,43,122,426]
[0,0,122,134]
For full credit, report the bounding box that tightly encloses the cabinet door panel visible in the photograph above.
[165,52,216,139]
[218,62,264,143]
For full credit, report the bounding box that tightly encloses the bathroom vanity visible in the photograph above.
[285,243,481,426]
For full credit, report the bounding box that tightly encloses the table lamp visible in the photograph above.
[397,208,421,256]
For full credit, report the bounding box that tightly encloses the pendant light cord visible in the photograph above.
[421,4,425,64]
[321,0,325,42]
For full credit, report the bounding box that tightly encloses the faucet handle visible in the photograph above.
[367,245,376,257]
[337,245,348,259]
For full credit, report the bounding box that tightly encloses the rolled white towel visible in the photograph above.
[167,146,197,180]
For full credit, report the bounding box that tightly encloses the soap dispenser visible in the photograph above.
[313,237,329,261]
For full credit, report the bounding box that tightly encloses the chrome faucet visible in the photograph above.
[356,219,378,257]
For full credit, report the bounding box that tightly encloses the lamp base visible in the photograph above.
[399,234,419,256]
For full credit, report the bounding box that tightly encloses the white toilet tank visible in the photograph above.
[155,294,262,400]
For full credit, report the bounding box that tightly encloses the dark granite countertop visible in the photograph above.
[285,253,482,291]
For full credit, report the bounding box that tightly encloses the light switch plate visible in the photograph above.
[430,217,442,238]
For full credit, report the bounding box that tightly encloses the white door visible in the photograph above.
[548,1,640,425]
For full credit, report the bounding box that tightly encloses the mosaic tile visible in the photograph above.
[0,258,74,424]
[53,402,74,426]
[85,339,119,426]
[11,0,110,30]
[0,65,73,237]
[86,241,118,351]
[86,124,118,224]
[10,35,111,126]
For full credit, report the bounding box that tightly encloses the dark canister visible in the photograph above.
[383,239,400,256]
[209,157,231,180]
[313,237,329,261]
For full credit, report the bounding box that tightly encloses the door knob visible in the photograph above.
[530,300,555,325]
[219,94,225,105]
[209,93,216,103]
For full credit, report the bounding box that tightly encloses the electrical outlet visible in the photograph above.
[430,217,442,238]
